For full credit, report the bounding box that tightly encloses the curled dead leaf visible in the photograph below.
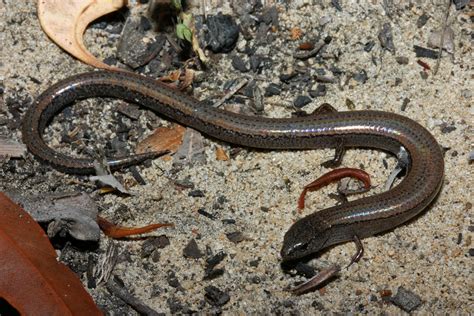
[37,0,127,69]
[215,147,229,161]
[136,124,186,155]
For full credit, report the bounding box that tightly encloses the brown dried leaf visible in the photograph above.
[97,216,173,238]
[37,0,126,69]
[136,124,186,155]
[215,147,229,161]
[0,193,102,315]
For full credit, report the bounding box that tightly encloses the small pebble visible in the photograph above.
[413,45,439,59]
[198,208,216,220]
[401,98,410,111]
[353,70,368,83]
[204,285,230,306]
[440,123,456,134]
[226,231,245,243]
[331,0,343,11]
[188,190,205,197]
[202,13,239,53]
[167,271,183,289]
[453,0,469,10]
[309,84,327,97]
[378,23,395,52]
[391,287,422,312]
[206,251,227,269]
[294,95,312,108]
[231,55,249,72]
[265,83,282,97]
[183,239,204,259]
[417,13,430,28]
[395,56,409,65]
[261,6,279,26]
[364,41,375,52]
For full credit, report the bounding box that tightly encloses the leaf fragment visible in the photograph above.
[0,193,102,315]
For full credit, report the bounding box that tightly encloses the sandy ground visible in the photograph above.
[1,0,472,314]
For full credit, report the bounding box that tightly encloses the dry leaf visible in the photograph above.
[97,216,173,238]
[0,193,102,315]
[5,191,100,242]
[37,0,126,69]
[0,137,27,158]
[215,147,229,161]
[136,124,186,155]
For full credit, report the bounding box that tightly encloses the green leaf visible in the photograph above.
[171,0,182,11]
[176,23,192,42]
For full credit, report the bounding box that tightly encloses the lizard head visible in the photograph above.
[280,214,330,262]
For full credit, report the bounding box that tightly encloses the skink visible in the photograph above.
[22,70,444,261]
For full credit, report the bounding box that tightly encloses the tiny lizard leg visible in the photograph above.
[310,104,346,168]
[107,150,169,170]
[322,138,346,168]
[346,235,364,268]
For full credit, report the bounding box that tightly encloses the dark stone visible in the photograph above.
[469,248,474,256]
[141,235,170,258]
[265,83,282,96]
[204,285,230,306]
[294,262,316,278]
[420,71,429,80]
[279,72,297,83]
[331,0,343,11]
[226,231,245,243]
[364,40,375,52]
[198,208,216,220]
[154,235,171,248]
[140,16,152,31]
[261,6,279,26]
[453,0,469,10]
[440,123,456,133]
[203,268,225,280]
[117,17,165,68]
[413,45,439,59]
[222,218,236,224]
[401,97,410,111]
[378,23,395,52]
[217,195,228,204]
[241,79,256,98]
[231,55,249,72]
[167,297,184,314]
[294,95,312,108]
[166,271,183,290]
[312,300,325,310]
[353,70,368,83]
[183,239,204,259]
[206,251,227,269]
[203,13,239,53]
[309,84,327,97]
[249,55,263,72]
[417,13,430,28]
[249,258,260,267]
[188,190,205,197]
[396,56,409,64]
[390,287,422,312]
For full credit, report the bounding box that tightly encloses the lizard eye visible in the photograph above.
[290,242,308,253]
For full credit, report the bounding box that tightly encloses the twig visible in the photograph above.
[212,79,248,108]
[433,0,452,75]
[107,276,160,316]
